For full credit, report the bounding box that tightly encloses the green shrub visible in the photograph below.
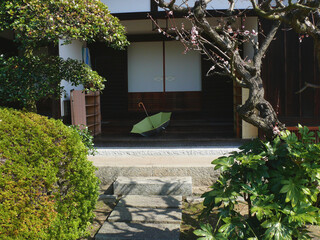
[0,108,99,239]
[69,124,97,156]
[197,125,320,240]
[0,55,106,111]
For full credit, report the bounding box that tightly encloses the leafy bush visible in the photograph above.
[0,0,129,49]
[197,125,320,239]
[0,55,105,110]
[0,108,99,239]
[69,124,97,156]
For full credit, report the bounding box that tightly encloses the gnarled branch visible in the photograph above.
[253,21,281,69]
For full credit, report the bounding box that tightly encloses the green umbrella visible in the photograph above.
[131,102,172,137]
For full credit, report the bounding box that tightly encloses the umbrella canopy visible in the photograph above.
[131,112,172,137]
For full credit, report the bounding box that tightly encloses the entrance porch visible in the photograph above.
[94,111,241,147]
[89,39,239,143]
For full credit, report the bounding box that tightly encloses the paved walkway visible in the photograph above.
[95,177,188,240]
[91,144,241,239]
[96,195,182,240]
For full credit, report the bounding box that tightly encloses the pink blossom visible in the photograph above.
[227,26,233,34]
[190,26,199,45]
[168,11,173,16]
[191,26,198,36]
[243,30,250,36]
[251,29,258,36]
[209,65,215,71]
[273,126,280,135]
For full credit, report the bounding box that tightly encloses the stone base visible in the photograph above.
[113,176,192,196]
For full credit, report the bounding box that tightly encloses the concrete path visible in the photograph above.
[95,195,182,240]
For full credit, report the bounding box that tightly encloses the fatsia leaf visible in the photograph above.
[212,157,234,172]
[262,221,292,240]
[251,204,275,221]
[194,223,214,240]
[280,178,301,207]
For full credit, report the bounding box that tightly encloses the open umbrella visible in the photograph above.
[131,102,172,137]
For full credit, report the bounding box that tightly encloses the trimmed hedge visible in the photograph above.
[0,108,99,239]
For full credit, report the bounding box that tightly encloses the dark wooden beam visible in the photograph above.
[151,0,158,12]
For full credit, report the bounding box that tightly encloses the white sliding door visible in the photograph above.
[128,42,163,92]
[165,41,201,92]
[128,41,201,93]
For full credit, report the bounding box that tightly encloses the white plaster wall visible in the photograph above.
[121,20,154,35]
[59,39,85,116]
[241,17,258,139]
[101,0,150,13]
[158,0,251,10]
[101,0,251,13]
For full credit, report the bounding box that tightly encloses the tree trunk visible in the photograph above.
[237,75,284,139]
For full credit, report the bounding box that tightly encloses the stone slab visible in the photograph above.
[113,176,192,196]
[98,194,118,202]
[96,166,218,192]
[95,222,180,240]
[118,195,182,208]
[108,206,182,224]
[90,155,216,167]
[95,147,239,156]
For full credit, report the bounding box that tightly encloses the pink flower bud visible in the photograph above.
[251,29,258,36]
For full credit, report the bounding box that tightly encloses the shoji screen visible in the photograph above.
[128,41,201,92]
[165,41,201,92]
[128,42,163,92]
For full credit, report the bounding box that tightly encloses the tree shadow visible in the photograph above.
[94,179,187,239]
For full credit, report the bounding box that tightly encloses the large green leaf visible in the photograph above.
[262,221,292,240]
[194,223,214,240]
[280,178,306,207]
[212,156,234,172]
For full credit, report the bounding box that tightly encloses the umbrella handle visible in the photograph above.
[138,102,149,117]
[138,101,156,129]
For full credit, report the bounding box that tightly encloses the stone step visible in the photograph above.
[95,222,180,240]
[108,206,182,224]
[95,146,239,156]
[92,155,220,193]
[113,176,192,196]
[117,195,182,208]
